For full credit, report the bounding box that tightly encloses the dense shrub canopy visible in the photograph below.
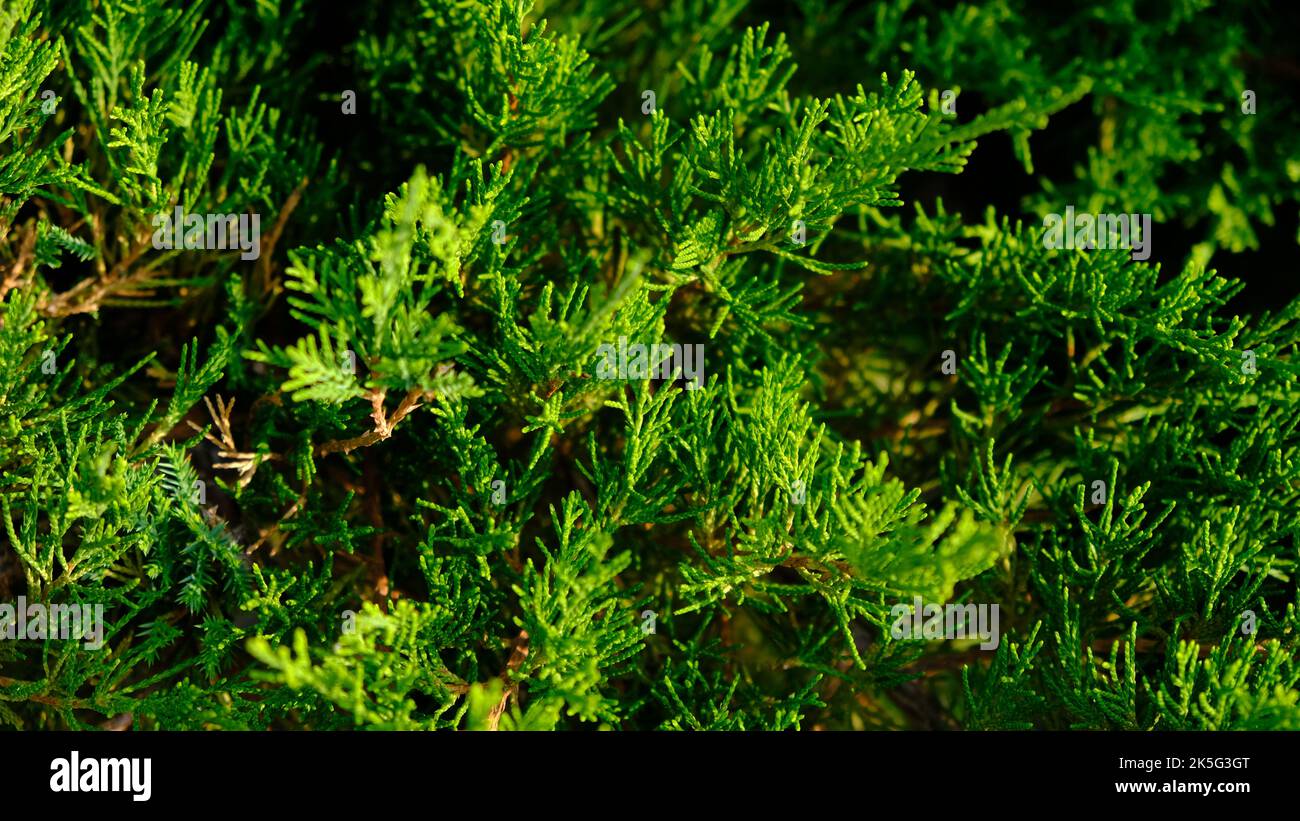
[2,0,1299,730]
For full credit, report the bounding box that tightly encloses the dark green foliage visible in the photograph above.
[2,0,1298,730]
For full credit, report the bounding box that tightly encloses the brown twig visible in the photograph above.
[190,395,278,489]
[40,227,157,317]
[363,449,390,605]
[0,222,38,303]
[254,176,309,302]
[316,387,425,456]
[486,630,530,731]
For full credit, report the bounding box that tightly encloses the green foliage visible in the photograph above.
[2,0,1298,731]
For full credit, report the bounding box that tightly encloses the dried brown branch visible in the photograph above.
[254,176,309,303]
[0,222,38,303]
[39,226,157,317]
[316,387,425,456]
[190,394,278,489]
[486,629,531,731]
